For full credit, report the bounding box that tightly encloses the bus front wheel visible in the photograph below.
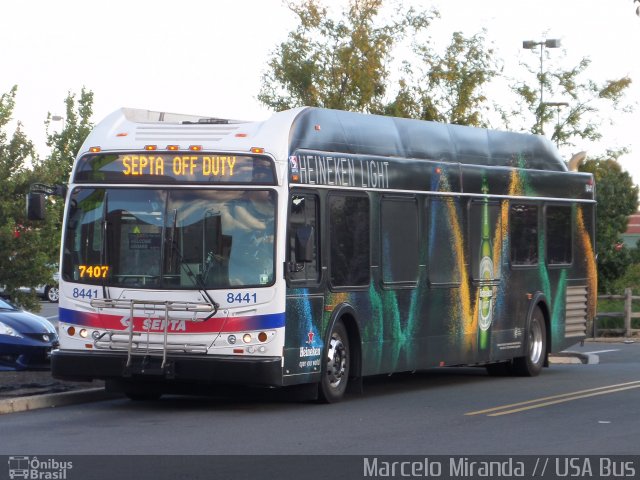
[318,320,350,403]
[513,306,547,377]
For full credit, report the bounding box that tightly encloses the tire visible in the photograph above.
[45,285,59,303]
[513,306,547,376]
[318,320,350,403]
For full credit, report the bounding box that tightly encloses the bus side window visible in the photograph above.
[328,193,370,288]
[428,197,465,285]
[510,203,538,266]
[288,194,320,283]
[381,195,419,286]
[546,205,572,265]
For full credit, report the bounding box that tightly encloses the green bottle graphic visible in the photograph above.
[478,177,493,351]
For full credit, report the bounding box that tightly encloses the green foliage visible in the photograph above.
[259,0,435,113]
[0,86,51,310]
[262,0,501,121]
[580,158,639,293]
[595,296,640,331]
[260,1,514,128]
[0,86,94,310]
[410,31,500,126]
[513,52,632,148]
[611,263,640,296]
[39,87,94,185]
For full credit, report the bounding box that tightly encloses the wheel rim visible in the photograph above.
[528,316,543,365]
[326,332,347,389]
[48,287,59,302]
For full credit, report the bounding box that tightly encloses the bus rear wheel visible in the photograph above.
[513,306,546,377]
[318,320,350,403]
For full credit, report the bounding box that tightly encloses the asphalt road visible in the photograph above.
[0,339,638,456]
[38,301,59,329]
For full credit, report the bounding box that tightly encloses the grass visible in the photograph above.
[596,297,640,330]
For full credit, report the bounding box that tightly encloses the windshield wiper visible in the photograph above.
[168,209,219,319]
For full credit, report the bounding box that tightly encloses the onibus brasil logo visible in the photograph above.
[8,456,72,479]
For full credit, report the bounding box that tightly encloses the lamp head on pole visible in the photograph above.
[544,39,561,48]
[522,39,561,49]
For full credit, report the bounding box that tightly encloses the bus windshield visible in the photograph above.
[62,188,276,289]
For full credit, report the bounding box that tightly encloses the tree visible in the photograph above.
[40,87,94,185]
[406,30,500,126]
[580,157,639,293]
[0,87,94,310]
[32,88,95,285]
[260,1,506,128]
[0,86,52,310]
[258,0,435,113]
[513,53,631,148]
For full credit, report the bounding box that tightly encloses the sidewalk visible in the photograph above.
[0,370,112,414]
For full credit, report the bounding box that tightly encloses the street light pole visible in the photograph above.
[542,101,569,147]
[522,38,561,135]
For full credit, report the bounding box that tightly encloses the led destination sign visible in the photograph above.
[290,152,390,189]
[122,154,237,177]
[74,153,275,184]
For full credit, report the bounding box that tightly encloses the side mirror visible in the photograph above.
[295,225,315,263]
[26,184,67,221]
[26,192,46,221]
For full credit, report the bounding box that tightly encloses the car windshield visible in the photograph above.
[0,298,17,310]
[63,188,276,289]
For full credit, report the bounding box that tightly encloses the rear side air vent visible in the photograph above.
[565,285,588,337]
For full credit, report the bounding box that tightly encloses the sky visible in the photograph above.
[3,0,640,183]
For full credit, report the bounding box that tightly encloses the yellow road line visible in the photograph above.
[466,380,640,417]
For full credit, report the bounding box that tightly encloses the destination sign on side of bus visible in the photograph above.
[74,153,276,184]
[290,151,391,189]
[288,149,462,192]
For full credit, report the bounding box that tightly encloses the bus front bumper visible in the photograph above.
[51,350,284,387]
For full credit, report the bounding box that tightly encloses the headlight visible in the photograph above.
[0,321,23,338]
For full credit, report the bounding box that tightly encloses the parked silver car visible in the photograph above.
[1,267,60,303]
[17,270,60,303]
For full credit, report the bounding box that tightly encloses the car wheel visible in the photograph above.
[45,285,59,303]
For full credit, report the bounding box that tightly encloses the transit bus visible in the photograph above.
[28,107,596,402]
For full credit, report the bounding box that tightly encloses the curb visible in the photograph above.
[0,388,119,415]
[549,352,599,365]
[584,337,637,344]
